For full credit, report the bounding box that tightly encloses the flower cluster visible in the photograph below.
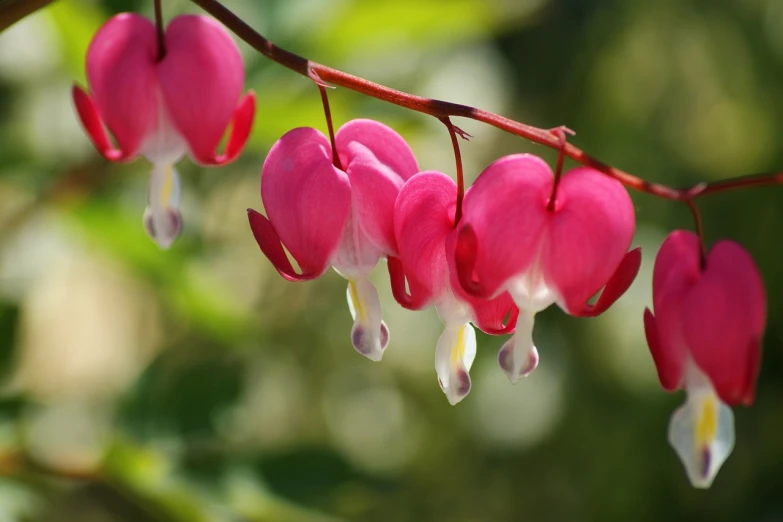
[72,12,768,489]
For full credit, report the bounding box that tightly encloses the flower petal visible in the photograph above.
[668,377,735,489]
[541,167,636,315]
[260,127,351,277]
[336,119,419,185]
[212,91,256,165]
[682,240,766,406]
[387,256,434,311]
[393,170,456,305]
[71,86,127,162]
[575,247,642,317]
[456,154,551,298]
[247,210,320,282]
[470,292,518,335]
[143,162,182,249]
[498,310,539,383]
[338,121,418,256]
[84,13,158,160]
[157,15,245,165]
[644,308,683,392]
[435,321,477,405]
[347,275,389,361]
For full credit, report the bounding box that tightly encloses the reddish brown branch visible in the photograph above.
[0,0,54,32]
[179,0,781,201]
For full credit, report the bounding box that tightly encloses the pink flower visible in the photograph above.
[248,119,418,361]
[453,154,640,382]
[72,13,256,249]
[644,230,765,488]
[388,171,517,404]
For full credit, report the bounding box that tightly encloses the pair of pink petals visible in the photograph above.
[645,230,765,407]
[248,119,419,361]
[452,154,640,382]
[73,13,255,166]
[72,13,255,249]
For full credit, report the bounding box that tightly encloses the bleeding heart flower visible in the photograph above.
[388,170,517,404]
[453,154,640,383]
[644,230,765,488]
[72,13,256,249]
[248,119,418,361]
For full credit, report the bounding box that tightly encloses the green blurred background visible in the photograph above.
[0,0,781,520]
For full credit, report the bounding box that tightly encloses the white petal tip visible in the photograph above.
[144,207,182,250]
[668,391,735,489]
[351,321,389,362]
[439,369,471,406]
[498,339,539,384]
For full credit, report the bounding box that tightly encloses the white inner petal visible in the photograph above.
[144,162,182,250]
[139,89,188,165]
[434,320,477,406]
[505,251,558,313]
[667,360,735,489]
[346,274,388,362]
[331,201,385,276]
[498,310,539,384]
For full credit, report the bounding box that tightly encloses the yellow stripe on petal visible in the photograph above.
[160,164,173,207]
[349,280,365,322]
[451,325,466,365]
[695,396,718,449]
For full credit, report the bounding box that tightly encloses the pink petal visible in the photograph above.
[646,231,702,393]
[455,154,551,298]
[470,292,518,335]
[652,230,702,313]
[387,256,431,310]
[540,167,636,315]
[338,120,419,255]
[85,13,158,160]
[393,170,456,306]
[211,91,256,165]
[247,210,320,282]
[157,15,245,165]
[72,86,126,162]
[336,119,419,184]
[644,308,683,391]
[682,240,766,406]
[576,248,642,317]
[260,127,351,277]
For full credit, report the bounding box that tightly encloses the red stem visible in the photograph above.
[440,117,465,226]
[154,0,166,61]
[685,199,707,268]
[318,85,343,170]
[547,127,568,211]
[189,0,783,201]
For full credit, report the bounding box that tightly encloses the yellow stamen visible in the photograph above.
[160,164,173,207]
[349,280,365,322]
[695,396,718,449]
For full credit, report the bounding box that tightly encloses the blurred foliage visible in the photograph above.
[0,0,782,521]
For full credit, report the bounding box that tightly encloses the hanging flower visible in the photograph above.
[644,230,765,488]
[389,171,517,404]
[72,13,256,248]
[453,154,640,382]
[248,119,418,361]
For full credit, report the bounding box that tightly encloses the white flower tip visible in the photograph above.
[350,321,388,362]
[498,337,539,384]
[668,390,735,489]
[439,368,471,406]
[143,206,182,250]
